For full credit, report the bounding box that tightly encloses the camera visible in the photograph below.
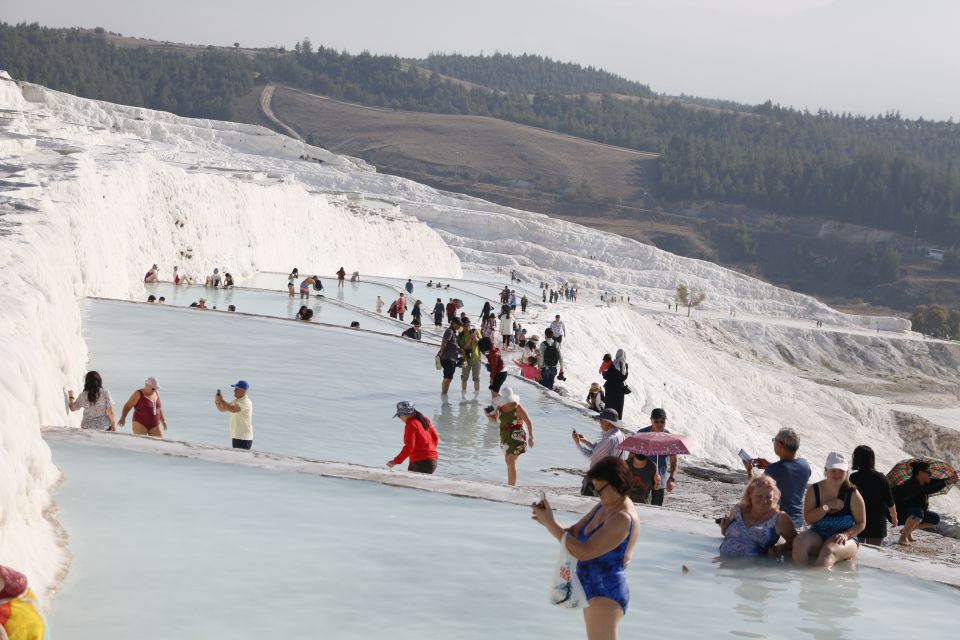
[557,372,566,381]
[456,357,466,368]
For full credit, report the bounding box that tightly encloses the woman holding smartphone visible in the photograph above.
[532,457,639,640]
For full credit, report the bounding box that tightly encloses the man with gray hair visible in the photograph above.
[746,427,811,528]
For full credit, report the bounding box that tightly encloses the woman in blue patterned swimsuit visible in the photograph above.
[719,476,796,557]
[792,451,866,569]
[532,457,639,640]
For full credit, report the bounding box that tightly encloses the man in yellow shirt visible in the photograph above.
[215,380,254,449]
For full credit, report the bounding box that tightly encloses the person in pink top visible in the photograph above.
[387,401,439,474]
[514,356,540,381]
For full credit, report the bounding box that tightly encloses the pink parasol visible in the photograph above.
[620,431,698,457]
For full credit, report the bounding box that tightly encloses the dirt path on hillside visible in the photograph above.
[259,85,303,142]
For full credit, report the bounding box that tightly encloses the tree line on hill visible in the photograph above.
[4,24,960,247]
[0,23,251,119]
[420,53,655,97]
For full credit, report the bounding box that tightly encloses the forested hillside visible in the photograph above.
[3,23,960,248]
[420,53,654,97]
[0,23,251,119]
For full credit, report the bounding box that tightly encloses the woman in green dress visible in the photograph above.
[489,386,534,486]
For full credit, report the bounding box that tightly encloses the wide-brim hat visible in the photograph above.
[594,407,620,424]
[494,387,519,407]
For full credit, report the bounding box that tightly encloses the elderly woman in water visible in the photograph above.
[792,451,866,569]
[718,475,796,557]
[532,456,639,640]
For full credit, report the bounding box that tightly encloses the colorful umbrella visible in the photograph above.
[620,432,698,457]
[887,457,957,497]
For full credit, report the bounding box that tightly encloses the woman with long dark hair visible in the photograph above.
[387,401,439,474]
[68,371,116,431]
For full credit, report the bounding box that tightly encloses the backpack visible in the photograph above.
[543,341,561,367]
[388,301,398,318]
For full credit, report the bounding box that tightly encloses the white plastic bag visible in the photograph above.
[549,533,587,609]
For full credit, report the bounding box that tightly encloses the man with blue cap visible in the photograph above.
[215,380,254,449]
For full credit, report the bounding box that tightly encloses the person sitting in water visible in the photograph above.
[718,475,797,557]
[792,452,866,569]
[223,272,235,288]
[147,295,157,303]
[350,321,360,328]
[427,280,434,287]
[144,264,160,283]
[401,320,422,341]
[196,298,208,309]
[158,297,165,304]
[296,306,313,321]
[894,460,959,546]
[227,304,235,312]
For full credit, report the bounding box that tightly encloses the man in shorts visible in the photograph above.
[479,336,507,410]
[437,318,463,396]
[458,318,483,394]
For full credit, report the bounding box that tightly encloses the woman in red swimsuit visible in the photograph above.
[118,377,168,437]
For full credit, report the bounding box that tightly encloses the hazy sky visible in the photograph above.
[6,0,959,119]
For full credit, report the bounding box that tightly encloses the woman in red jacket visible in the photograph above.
[387,401,439,474]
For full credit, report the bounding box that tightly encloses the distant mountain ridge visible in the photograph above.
[5,22,960,311]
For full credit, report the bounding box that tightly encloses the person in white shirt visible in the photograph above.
[215,380,253,449]
[549,315,566,344]
[571,407,626,495]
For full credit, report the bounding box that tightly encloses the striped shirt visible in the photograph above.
[578,428,626,467]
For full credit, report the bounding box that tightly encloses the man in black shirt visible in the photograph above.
[401,320,422,341]
[893,460,959,545]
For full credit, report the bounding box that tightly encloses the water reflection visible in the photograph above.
[796,569,861,640]
[714,556,863,640]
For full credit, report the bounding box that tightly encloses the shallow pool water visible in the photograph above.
[48,439,958,639]
[240,272,402,313]
[143,282,402,333]
[81,299,591,486]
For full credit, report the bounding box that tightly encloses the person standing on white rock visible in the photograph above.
[549,315,566,344]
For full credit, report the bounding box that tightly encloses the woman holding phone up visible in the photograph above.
[532,457,639,640]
